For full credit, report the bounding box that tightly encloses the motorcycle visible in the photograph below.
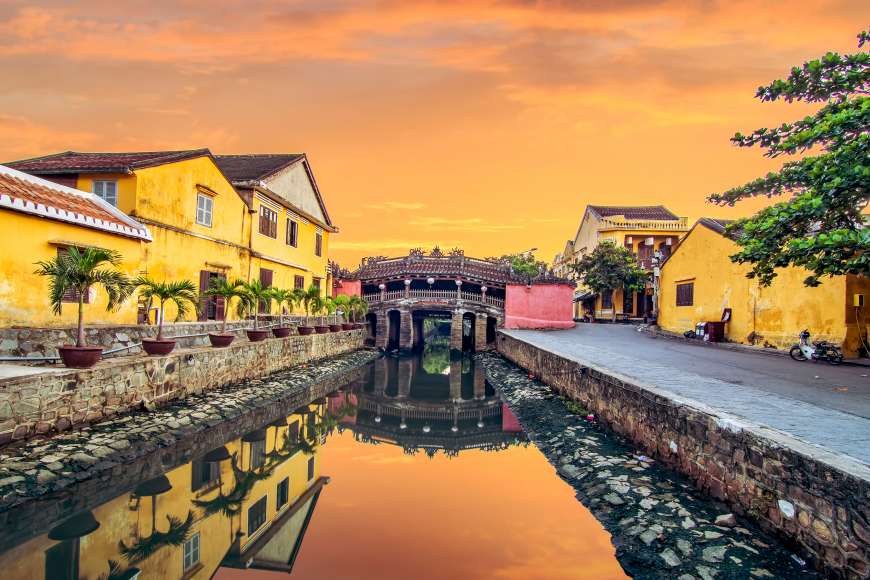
[790,329,843,365]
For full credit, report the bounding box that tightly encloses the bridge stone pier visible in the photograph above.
[333,247,576,351]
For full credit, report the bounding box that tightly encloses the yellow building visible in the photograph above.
[658,218,870,358]
[6,150,337,324]
[0,408,326,579]
[0,164,152,326]
[567,205,689,320]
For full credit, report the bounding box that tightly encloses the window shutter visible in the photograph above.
[294,275,304,289]
[191,459,204,491]
[258,269,273,313]
[315,233,323,257]
[215,273,226,321]
[198,270,210,321]
[57,248,89,304]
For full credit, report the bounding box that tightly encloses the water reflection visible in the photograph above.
[0,403,329,579]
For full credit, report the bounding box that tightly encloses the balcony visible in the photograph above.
[598,216,689,232]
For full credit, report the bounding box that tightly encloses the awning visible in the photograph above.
[573,291,598,303]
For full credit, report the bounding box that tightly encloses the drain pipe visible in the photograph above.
[0,322,284,362]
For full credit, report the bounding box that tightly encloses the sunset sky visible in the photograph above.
[1,0,868,268]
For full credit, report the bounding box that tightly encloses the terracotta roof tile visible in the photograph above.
[0,165,151,241]
[347,255,571,285]
[589,205,680,220]
[4,150,210,174]
[213,154,306,182]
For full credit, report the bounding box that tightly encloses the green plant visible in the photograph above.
[501,252,548,287]
[267,286,297,328]
[333,294,350,323]
[349,294,369,323]
[747,503,765,519]
[293,284,321,327]
[569,242,647,322]
[202,278,249,335]
[239,279,273,330]
[34,247,135,347]
[133,277,202,341]
[708,27,870,287]
[564,400,589,416]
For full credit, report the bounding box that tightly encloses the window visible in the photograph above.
[250,438,266,470]
[259,205,278,239]
[623,291,634,314]
[307,456,315,482]
[286,219,298,247]
[190,459,220,491]
[196,193,213,227]
[276,477,289,510]
[183,533,200,572]
[247,495,268,537]
[92,180,118,207]
[314,232,323,257]
[294,275,305,289]
[601,290,613,310]
[676,282,694,306]
[312,279,320,290]
[57,248,89,304]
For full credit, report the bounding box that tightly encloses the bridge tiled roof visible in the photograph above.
[588,205,679,221]
[345,253,572,286]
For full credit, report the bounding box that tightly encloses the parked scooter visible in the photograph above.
[790,329,843,365]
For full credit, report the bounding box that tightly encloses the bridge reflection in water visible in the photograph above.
[334,349,526,459]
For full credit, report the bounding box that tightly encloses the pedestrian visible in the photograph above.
[649,310,659,339]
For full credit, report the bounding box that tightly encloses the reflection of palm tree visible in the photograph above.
[316,399,363,437]
[117,511,195,561]
[191,452,276,519]
[96,560,127,580]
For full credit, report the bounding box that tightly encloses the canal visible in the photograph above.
[0,343,821,580]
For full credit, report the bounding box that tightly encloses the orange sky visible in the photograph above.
[1,0,867,268]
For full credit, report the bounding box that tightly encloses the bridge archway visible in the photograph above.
[387,310,401,351]
[462,312,476,352]
[365,313,377,344]
[486,316,498,345]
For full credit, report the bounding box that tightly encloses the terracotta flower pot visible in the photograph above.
[246,330,269,342]
[141,339,177,356]
[314,325,330,334]
[329,324,342,332]
[352,323,361,330]
[272,327,293,338]
[57,346,103,369]
[341,323,354,331]
[208,333,235,347]
[297,326,315,336]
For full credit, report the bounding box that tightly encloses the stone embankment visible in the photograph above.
[0,329,365,444]
[495,333,870,580]
[475,352,819,580]
[0,348,379,550]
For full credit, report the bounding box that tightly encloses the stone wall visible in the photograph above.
[497,332,870,580]
[0,317,317,362]
[0,329,365,445]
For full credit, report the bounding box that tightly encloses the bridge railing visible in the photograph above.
[364,289,505,308]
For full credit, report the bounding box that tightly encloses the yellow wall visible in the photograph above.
[658,223,862,355]
[0,410,323,580]
[75,173,138,215]
[0,210,142,327]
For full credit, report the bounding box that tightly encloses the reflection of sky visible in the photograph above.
[2,2,866,266]
[215,430,628,580]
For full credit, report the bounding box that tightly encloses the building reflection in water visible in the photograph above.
[0,397,336,580]
[340,352,526,459]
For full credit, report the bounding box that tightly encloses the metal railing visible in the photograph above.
[363,289,505,308]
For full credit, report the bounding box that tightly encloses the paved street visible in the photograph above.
[503,325,870,466]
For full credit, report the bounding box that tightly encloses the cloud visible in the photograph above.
[0,115,99,158]
[329,238,467,251]
[362,201,426,211]
[407,217,523,232]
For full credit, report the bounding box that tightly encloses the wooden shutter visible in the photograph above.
[57,248,89,304]
[623,290,633,314]
[315,233,323,257]
[294,275,304,289]
[258,269,273,313]
[198,270,210,321]
[676,282,694,306]
[215,273,226,321]
[601,290,613,310]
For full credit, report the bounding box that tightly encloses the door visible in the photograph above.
[258,269,273,313]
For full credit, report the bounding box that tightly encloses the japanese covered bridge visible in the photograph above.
[332,247,575,351]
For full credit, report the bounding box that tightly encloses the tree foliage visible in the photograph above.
[569,242,647,296]
[501,252,547,285]
[708,27,870,287]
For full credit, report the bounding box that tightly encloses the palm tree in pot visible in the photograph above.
[293,285,320,336]
[267,287,297,338]
[325,296,342,332]
[34,247,135,369]
[133,277,202,356]
[349,295,369,330]
[202,278,249,347]
[311,292,330,334]
[239,279,271,342]
[333,294,354,330]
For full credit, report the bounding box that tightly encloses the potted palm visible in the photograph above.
[349,295,368,330]
[34,247,134,368]
[134,277,202,355]
[333,295,354,330]
[240,279,270,342]
[311,292,330,334]
[325,297,342,332]
[267,287,296,338]
[202,278,249,347]
[293,285,319,336]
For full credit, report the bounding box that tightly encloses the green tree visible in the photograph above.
[294,284,321,327]
[202,278,249,335]
[501,252,547,287]
[332,294,350,323]
[34,247,135,348]
[134,278,202,341]
[349,294,369,323]
[267,287,297,328]
[239,279,272,330]
[708,27,870,287]
[569,242,647,321]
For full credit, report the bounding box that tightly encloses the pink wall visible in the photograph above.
[502,404,523,432]
[332,279,361,298]
[504,283,575,329]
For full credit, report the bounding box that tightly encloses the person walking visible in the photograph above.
[649,310,659,339]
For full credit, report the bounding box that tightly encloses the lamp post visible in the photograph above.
[481,285,487,304]
[378,283,385,301]
[404,278,411,298]
[455,279,462,300]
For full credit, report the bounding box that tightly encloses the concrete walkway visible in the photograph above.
[503,325,870,467]
[0,364,65,381]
